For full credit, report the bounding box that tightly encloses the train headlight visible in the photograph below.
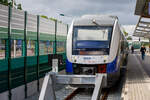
[97,64,107,73]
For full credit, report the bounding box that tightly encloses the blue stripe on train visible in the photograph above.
[66,59,73,73]
[106,57,118,73]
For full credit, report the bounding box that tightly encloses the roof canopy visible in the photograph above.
[135,0,149,18]
[134,0,150,38]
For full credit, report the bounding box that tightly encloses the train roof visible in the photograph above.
[73,15,117,26]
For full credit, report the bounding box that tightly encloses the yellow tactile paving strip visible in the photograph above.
[123,54,150,100]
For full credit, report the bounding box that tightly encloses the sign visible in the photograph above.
[48,54,63,72]
[52,59,58,73]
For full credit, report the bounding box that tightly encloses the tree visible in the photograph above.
[41,15,62,23]
[49,17,57,21]
[41,15,48,19]
[127,36,132,40]
[0,0,23,10]
[17,4,22,10]
[49,17,62,23]
[123,30,128,37]
[0,0,9,6]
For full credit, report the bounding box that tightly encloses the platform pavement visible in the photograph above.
[121,54,150,100]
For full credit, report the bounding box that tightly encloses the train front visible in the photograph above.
[67,16,118,87]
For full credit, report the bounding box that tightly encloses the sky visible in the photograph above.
[15,0,140,25]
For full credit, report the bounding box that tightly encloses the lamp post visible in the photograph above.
[59,13,74,25]
[11,0,16,57]
[59,14,71,36]
[59,13,73,18]
[59,14,65,16]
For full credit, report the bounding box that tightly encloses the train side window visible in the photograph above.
[57,41,65,53]
[27,40,35,56]
[0,39,5,59]
[11,40,22,58]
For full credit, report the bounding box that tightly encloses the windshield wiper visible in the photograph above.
[92,19,100,26]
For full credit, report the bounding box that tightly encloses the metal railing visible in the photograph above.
[39,72,106,100]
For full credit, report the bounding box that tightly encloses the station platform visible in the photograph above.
[122,54,150,100]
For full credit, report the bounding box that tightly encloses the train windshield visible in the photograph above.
[72,26,113,55]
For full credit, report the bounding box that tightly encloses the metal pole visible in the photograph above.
[8,6,12,100]
[149,38,150,53]
[54,20,57,54]
[67,24,69,34]
[23,11,28,98]
[13,40,16,57]
[65,24,69,53]
[12,0,16,58]
[37,15,40,92]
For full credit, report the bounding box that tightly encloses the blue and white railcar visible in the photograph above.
[66,15,128,87]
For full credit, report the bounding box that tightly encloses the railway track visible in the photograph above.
[64,88,83,100]
[55,68,126,100]
[63,88,92,100]
[63,88,110,100]
[100,89,109,100]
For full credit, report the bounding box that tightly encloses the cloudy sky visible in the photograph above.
[15,0,139,25]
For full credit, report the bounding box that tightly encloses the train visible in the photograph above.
[66,15,128,87]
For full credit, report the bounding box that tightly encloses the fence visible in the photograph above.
[0,4,68,99]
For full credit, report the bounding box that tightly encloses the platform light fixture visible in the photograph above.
[60,14,65,16]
